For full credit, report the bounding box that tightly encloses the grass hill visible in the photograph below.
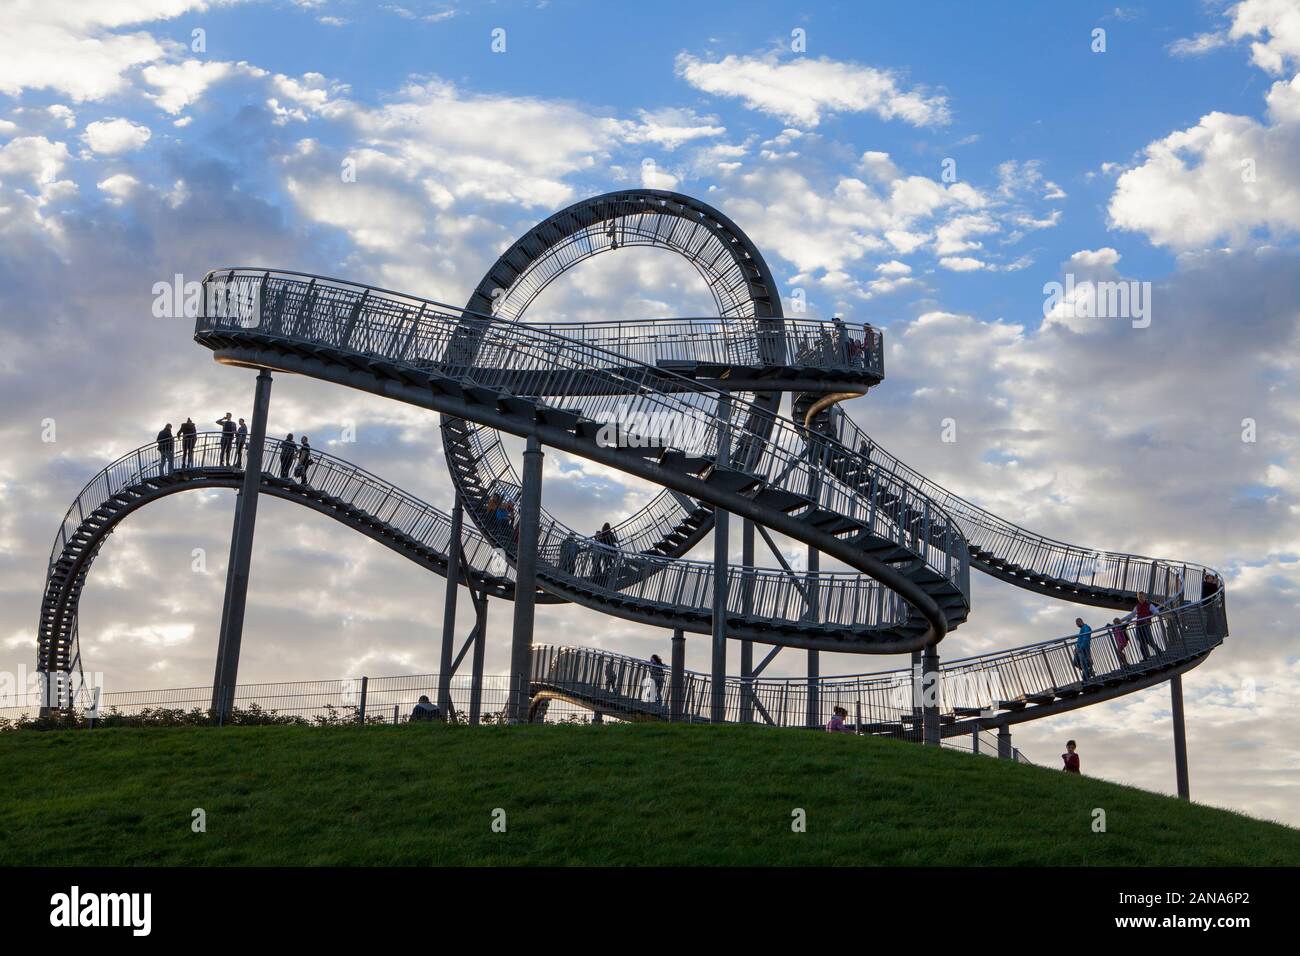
[1,723,1295,866]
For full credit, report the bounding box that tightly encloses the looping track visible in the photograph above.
[38,190,1227,728]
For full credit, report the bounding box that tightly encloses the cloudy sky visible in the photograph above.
[1,0,1298,829]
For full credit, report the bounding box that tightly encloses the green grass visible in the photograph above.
[1,723,1295,866]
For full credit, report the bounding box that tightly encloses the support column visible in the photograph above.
[1170,673,1190,800]
[739,519,754,724]
[806,546,820,728]
[670,628,685,723]
[910,649,923,742]
[971,725,980,755]
[997,724,1012,759]
[437,495,463,718]
[212,368,272,720]
[507,434,543,723]
[922,645,940,746]
[468,598,487,726]
[710,397,731,723]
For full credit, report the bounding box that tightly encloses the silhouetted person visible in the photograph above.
[648,654,666,705]
[216,412,236,466]
[409,695,441,722]
[1062,740,1081,774]
[279,433,297,479]
[559,533,579,574]
[1073,617,1095,681]
[593,522,617,582]
[604,658,618,693]
[295,435,313,485]
[826,705,853,733]
[234,418,248,468]
[1202,572,1223,633]
[156,423,174,476]
[178,417,197,468]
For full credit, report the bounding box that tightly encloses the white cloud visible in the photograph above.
[97,172,140,202]
[141,60,250,114]
[675,52,950,128]
[938,255,986,272]
[0,135,72,190]
[82,117,152,154]
[1109,74,1300,248]
[1230,0,1300,74]
[0,1,223,102]
[619,108,726,150]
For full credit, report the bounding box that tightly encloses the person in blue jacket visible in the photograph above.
[1073,617,1095,680]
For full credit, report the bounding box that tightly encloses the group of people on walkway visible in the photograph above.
[155,416,249,474]
[1071,582,1222,680]
[482,494,516,537]
[153,416,314,485]
[553,523,621,583]
[277,433,314,485]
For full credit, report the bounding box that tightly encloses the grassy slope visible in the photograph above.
[1,724,1296,866]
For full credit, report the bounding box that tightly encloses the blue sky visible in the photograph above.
[3,0,1300,826]
[12,0,1286,323]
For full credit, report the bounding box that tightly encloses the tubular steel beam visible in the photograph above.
[997,724,1012,759]
[212,368,272,720]
[469,598,488,725]
[807,545,820,728]
[922,645,940,746]
[710,397,731,723]
[670,628,685,723]
[740,519,755,724]
[437,494,464,717]
[508,434,544,723]
[1171,673,1190,800]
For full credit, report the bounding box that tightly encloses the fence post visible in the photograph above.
[854,700,862,736]
[358,675,368,724]
[393,704,399,725]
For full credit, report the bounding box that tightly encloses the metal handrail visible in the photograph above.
[40,435,917,674]
[197,269,974,629]
[823,410,1217,604]
[530,591,1225,729]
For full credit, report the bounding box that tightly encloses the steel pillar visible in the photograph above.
[468,597,487,725]
[739,519,754,724]
[437,495,464,717]
[922,645,940,746]
[997,724,1012,759]
[212,368,272,720]
[806,545,820,728]
[910,649,923,742]
[1171,673,1190,800]
[507,434,543,722]
[670,628,685,722]
[710,397,731,723]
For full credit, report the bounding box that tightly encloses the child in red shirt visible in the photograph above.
[1062,739,1081,774]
